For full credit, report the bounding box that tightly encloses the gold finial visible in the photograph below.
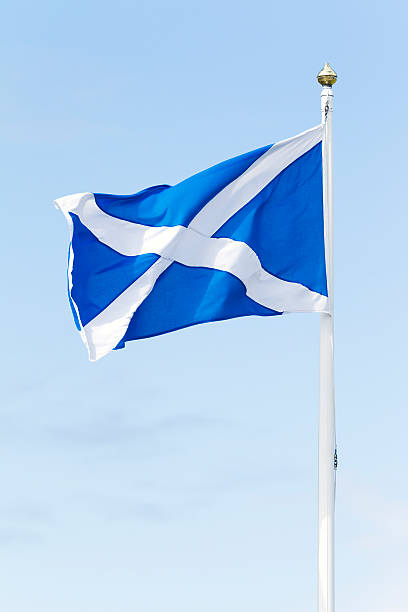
[317,62,337,87]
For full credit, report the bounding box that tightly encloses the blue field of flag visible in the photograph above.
[55,124,327,360]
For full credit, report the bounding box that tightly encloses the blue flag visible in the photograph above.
[55,125,328,361]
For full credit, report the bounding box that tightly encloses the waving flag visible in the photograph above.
[55,125,328,361]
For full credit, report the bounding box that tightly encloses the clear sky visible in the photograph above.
[1,1,407,611]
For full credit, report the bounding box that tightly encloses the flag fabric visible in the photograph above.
[55,125,328,361]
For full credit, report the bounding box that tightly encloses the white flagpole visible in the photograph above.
[317,62,337,612]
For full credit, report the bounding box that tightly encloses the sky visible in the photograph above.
[1,1,407,610]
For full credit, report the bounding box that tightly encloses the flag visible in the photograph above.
[55,125,328,361]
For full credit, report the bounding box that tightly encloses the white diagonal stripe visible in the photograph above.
[55,125,325,360]
[56,190,327,307]
[78,221,328,359]
[188,124,323,235]
[83,258,173,361]
[56,191,183,256]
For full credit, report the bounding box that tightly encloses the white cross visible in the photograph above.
[56,125,326,360]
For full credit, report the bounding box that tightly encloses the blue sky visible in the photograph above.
[1,1,407,610]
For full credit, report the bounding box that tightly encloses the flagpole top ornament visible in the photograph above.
[317,62,337,87]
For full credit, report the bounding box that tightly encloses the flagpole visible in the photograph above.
[317,62,337,612]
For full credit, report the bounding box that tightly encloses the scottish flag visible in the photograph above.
[55,125,328,361]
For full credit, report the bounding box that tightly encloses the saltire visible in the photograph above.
[55,125,327,361]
